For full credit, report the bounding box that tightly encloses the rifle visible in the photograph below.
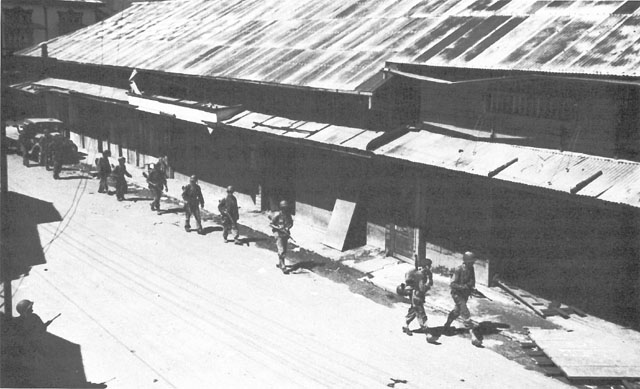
[45,313,61,328]
[269,224,296,243]
[471,289,492,301]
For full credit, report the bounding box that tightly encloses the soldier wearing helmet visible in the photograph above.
[113,157,132,201]
[145,163,168,211]
[443,251,482,347]
[401,258,436,343]
[182,175,204,234]
[96,150,112,194]
[14,300,48,339]
[218,185,240,243]
[269,200,294,273]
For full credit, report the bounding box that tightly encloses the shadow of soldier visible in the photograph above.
[1,313,106,388]
[424,321,510,344]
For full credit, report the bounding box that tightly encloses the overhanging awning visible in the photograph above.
[128,94,243,125]
[10,78,129,103]
[373,130,640,208]
[10,78,244,126]
[220,110,383,155]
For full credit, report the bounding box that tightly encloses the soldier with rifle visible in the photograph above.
[218,185,240,243]
[443,251,483,347]
[398,259,436,343]
[144,163,168,212]
[182,175,204,234]
[113,157,133,201]
[96,150,112,194]
[269,200,294,274]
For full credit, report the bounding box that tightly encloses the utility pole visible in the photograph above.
[1,120,12,317]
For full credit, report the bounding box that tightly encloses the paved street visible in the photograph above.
[5,154,568,388]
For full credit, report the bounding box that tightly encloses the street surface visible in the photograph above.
[5,154,569,388]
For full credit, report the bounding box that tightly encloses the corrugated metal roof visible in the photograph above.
[17,0,639,94]
[374,130,640,208]
[391,1,640,76]
[223,110,382,152]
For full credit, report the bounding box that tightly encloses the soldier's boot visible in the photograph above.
[443,312,456,329]
[402,326,413,336]
[223,233,229,242]
[184,224,191,232]
[278,256,288,274]
[470,328,483,347]
[198,228,204,235]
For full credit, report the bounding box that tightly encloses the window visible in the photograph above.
[486,91,576,121]
[58,9,83,35]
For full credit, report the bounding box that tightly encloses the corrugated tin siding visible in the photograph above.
[374,130,640,207]
[18,0,640,92]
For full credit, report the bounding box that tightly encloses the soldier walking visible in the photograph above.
[443,251,482,347]
[145,163,168,211]
[182,175,204,234]
[218,185,240,243]
[50,136,63,180]
[113,157,132,201]
[269,200,293,274]
[400,261,435,342]
[96,150,112,194]
[19,132,30,167]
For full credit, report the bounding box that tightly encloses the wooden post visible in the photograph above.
[1,121,12,317]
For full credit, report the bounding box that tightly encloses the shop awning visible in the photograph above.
[373,130,640,208]
[10,78,129,102]
[128,94,243,126]
[10,78,243,126]
[220,110,383,155]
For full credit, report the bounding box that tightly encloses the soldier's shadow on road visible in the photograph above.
[156,206,183,214]
[201,226,223,234]
[123,197,153,202]
[475,321,510,336]
[236,237,268,244]
[286,261,323,274]
[425,321,510,344]
[58,175,89,180]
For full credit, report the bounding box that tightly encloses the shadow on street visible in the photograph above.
[1,192,62,280]
[0,313,107,388]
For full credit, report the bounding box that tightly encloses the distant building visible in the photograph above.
[7,0,640,327]
[1,0,105,57]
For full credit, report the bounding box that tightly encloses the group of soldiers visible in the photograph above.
[399,251,483,347]
[25,149,482,342]
[19,130,66,180]
[93,150,295,273]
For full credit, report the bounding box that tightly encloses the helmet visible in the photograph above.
[279,200,289,209]
[118,157,126,163]
[190,175,197,182]
[463,251,476,263]
[396,283,407,297]
[16,299,34,315]
[227,185,235,193]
